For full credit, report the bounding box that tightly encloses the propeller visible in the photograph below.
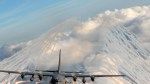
[20,74,25,79]
[30,75,34,81]
[73,76,77,82]
[38,75,43,81]
[82,77,86,83]
[90,76,95,82]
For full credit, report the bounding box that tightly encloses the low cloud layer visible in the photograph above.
[0,42,27,60]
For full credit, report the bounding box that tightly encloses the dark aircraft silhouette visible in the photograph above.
[0,49,125,84]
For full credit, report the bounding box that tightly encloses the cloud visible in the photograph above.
[0,42,27,60]
[122,6,150,50]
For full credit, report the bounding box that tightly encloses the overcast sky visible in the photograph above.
[0,0,150,46]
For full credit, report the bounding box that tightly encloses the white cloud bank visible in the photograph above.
[0,42,27,60]
[0,5,150,84]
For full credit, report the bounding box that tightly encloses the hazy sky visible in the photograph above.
[0,0,150,46]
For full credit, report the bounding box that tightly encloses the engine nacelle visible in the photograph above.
[73,76,77,82]
[30,75,34,81]
[82,77,86,83]
[90,76,95,81]
[51,76,59,83]
[38,74,43,81]
[20,74,25,79]
[20,72,26,79]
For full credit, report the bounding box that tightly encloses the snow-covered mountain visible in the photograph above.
[0,6,150,84]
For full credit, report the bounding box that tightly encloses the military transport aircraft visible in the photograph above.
[0,49,125,84]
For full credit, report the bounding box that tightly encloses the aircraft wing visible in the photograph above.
[0,70,53,76]
[61,71,84,73]
[0,70,22,74]
[35,70,83,74]
[35,70,58,72]
[0,70,40,76]
[64,74,125,77]
[62,73,125,83]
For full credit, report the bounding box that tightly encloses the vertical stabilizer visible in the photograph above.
[58,49,61,73]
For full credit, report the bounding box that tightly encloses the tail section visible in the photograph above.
[58,49,61,73]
